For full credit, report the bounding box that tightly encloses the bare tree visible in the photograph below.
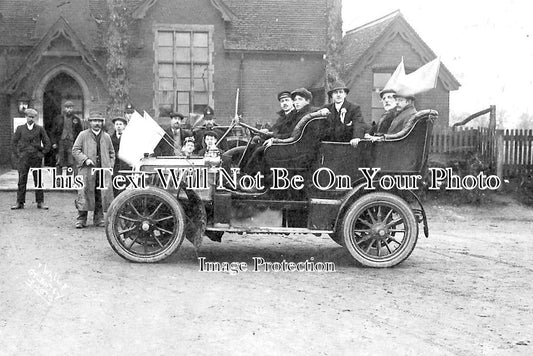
[516,112,533,130]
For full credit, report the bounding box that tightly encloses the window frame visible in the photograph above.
[153,24,214,118]
[371,71,393,123]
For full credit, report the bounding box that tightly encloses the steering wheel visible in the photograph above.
[215,119,270,169]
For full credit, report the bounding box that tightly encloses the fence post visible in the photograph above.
[489,105,497,172]
[496,131,504,183]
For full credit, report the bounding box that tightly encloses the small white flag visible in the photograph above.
[396,58,441,97]
[118,110,165,166]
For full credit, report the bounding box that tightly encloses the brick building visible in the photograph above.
[342,11,460,131]
[0,0,329,165]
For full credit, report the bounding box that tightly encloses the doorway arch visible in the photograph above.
[33,65,91,166]
[32,64,91,125]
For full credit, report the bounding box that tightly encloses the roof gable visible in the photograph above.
[343,11,460,91]
[2,17,106,94]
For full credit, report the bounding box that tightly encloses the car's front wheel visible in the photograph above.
[106,187,185,262]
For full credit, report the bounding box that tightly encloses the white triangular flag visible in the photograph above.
[396,58,441,97]
[382,57,406,94]
[118,110,165,166]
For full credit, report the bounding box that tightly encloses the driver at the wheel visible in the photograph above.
[241,88,316,176]
[221,90,297,173]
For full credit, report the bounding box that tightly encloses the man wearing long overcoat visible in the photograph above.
[72,111,115,228]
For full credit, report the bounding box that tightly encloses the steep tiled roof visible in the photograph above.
[343,11,398,71]
[0,0,327,52]
[0,0,44,46]
[223,0,327,52]
[0,0,143,47]
[343,10,460,91]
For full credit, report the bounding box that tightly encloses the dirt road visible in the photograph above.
[0,191,531,355]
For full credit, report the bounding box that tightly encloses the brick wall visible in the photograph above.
[129,0,324,126]
[347,34,451,130]
[0,0,326,165]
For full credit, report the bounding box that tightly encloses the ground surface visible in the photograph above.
[0,191,532,355]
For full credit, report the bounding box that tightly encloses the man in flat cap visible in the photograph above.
[154,112,193,156]
[238,90,297,173]
[317,80,368,146]
[268,90,297,140]
[50,100,83,176]
[11,108,51,210]
[72,111,115,228]
[370,88,398,135]
[386,91,417,136]
[111,116,131,197]
[241,88,317,176]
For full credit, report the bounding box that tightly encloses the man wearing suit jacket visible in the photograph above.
[11,108,51,210]
[50,101,83,175]
[318,81,369,146]
[372,88,398,134]
[154,112,193,156]
[386,93,418,137]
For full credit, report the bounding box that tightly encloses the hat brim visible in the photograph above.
[379,89,396,98]
[328,87,350,96]
[112,118,127,124]
[327,87,350,96]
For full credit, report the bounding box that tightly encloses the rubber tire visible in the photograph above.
[342,192,418,268]
[106,187,186,263]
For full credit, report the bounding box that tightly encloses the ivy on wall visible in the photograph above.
[105,0,130,118]
[325,0,343,90]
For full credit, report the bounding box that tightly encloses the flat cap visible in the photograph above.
[169,112,185,119]
[88,111,105,121]
[277,90,291,101]
[290,88,312,101]
[112,117,127,124]
[379,88,396,99]
[24,108,38,116]
[64,100,74,107]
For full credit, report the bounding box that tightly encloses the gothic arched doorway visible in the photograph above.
[42,72,84,166]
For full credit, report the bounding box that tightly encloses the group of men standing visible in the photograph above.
[10,103,132,229]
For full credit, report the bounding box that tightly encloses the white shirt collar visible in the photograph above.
[335,102,344,111]
[91,129,101,135]
[26,122,35,130]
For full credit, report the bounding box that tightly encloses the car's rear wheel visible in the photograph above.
[342,192,418,267]
[106,187,185,262]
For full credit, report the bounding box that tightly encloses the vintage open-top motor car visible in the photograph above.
[105,109,437,267]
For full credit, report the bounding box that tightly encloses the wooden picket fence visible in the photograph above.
[430,127,533,178]
[500,129,533,177]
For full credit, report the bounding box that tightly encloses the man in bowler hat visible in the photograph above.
[317,80,368,146]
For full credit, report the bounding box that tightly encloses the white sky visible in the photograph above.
[342,0,533,127]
